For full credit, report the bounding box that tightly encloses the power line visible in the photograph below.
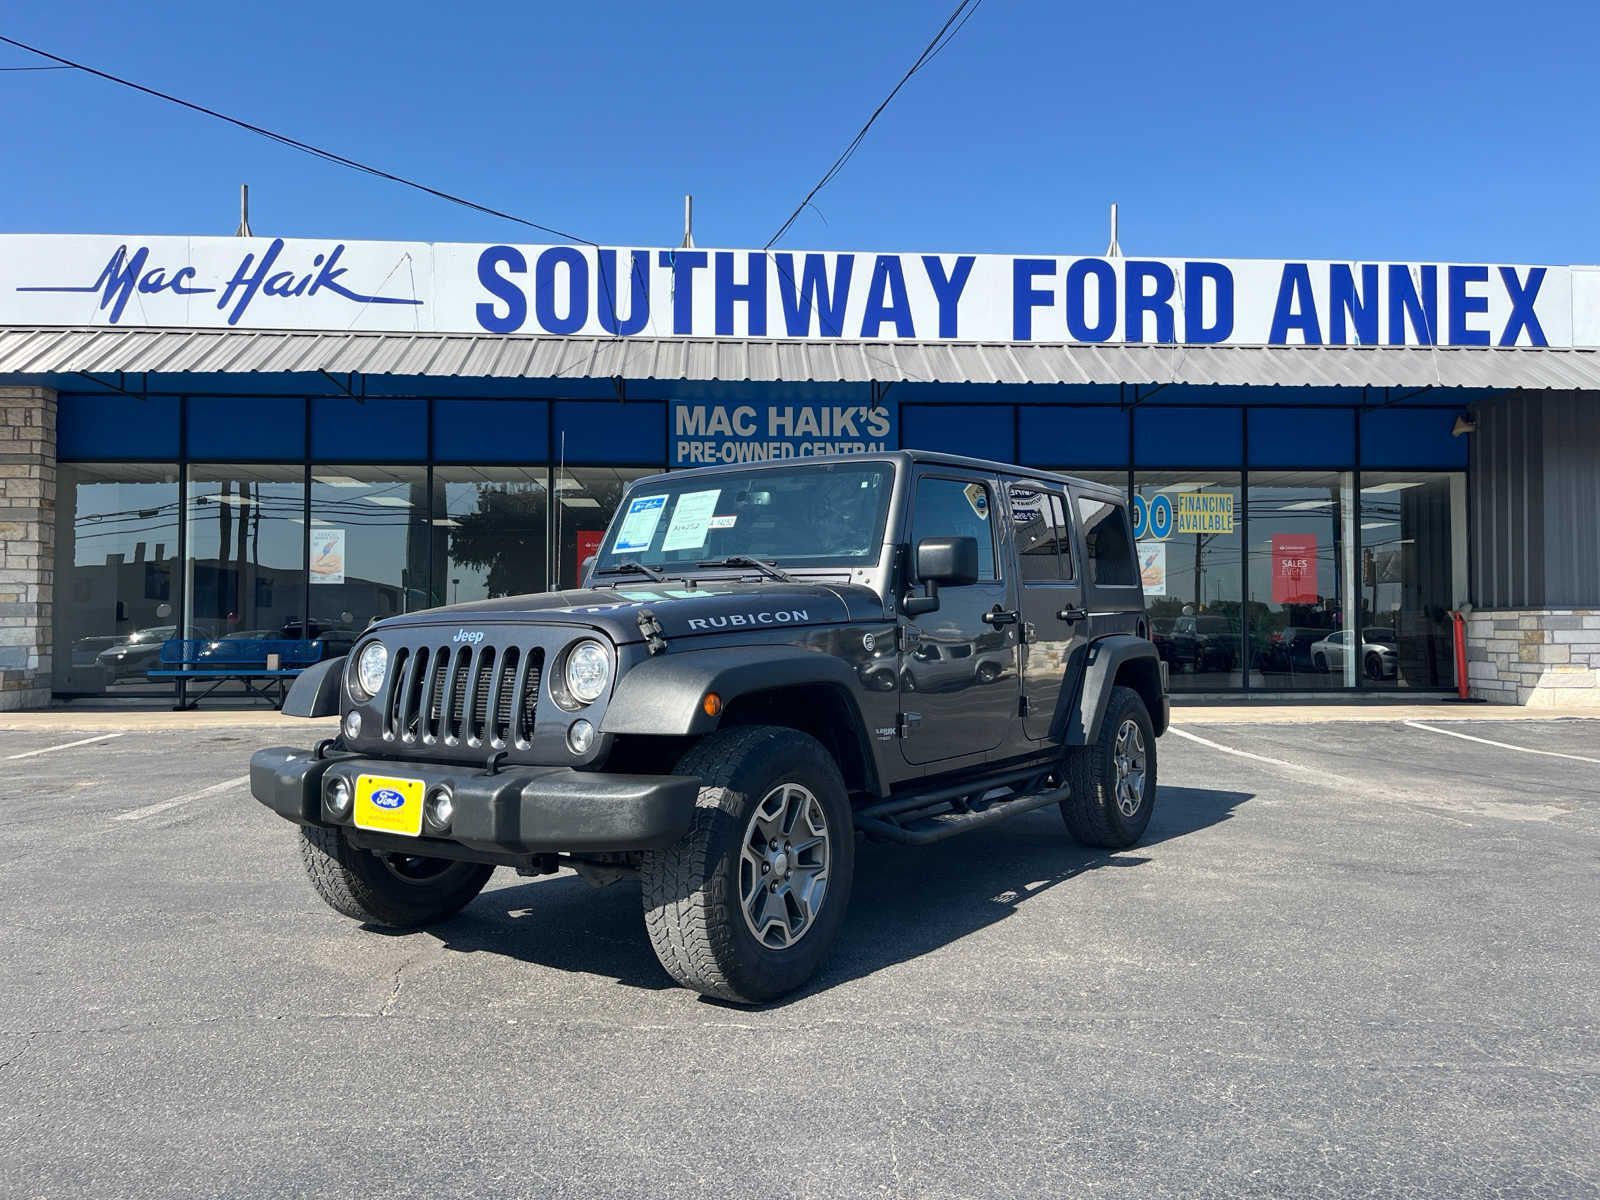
[765,0,985,249]
[0,63,70,70]
[0,33,591,245]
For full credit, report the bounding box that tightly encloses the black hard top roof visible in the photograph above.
[635,450,1127,500]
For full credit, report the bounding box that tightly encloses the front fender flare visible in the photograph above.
[601,645,865,738]
[1058,635,1169,745]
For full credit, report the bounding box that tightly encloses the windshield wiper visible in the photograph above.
[695,555,793,582]
[594,561,667,582]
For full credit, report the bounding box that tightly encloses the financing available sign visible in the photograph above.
[3,234,1599,347]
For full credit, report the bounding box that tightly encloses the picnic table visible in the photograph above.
[149,638,327,709]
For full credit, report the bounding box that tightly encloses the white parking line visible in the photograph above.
[114,774,250,822]
[5,732,123,760]
[1166,726,1324,774]
[1403,721,1600,765]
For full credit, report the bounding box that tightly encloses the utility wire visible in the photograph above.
[0,63,71,70]
[0,33,591,245]
[765,0,984,249]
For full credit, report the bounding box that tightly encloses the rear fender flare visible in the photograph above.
[1058,635,1168,745]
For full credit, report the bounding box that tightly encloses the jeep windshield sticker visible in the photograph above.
[614,494,667,553]
[708,514,738,529]
[963,483,990,520]
[660,489,722,552]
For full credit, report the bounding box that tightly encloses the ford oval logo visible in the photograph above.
[370,788,406,810]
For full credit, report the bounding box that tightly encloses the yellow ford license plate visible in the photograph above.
[353,774,425,837]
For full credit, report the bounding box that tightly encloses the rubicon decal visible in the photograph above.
[685,610,810,631]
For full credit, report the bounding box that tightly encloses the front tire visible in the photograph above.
[298,825,494,928]
[1061,685,1157,849]
[641,726,855,1004]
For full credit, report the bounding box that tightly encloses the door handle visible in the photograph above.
[1057,607,1088,623]
[981,607,1019,627]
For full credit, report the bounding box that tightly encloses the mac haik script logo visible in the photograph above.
[17,239,424,326]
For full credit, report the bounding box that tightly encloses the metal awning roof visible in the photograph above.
[3,325,1599,390]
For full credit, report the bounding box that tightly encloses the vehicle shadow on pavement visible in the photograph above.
[414,784,1251,1001]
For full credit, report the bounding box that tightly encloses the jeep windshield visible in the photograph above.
[592,461,894,575]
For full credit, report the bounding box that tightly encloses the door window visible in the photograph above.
[1009,486,1073,582]
[912,477,996,580]
[1075,495,1137,587]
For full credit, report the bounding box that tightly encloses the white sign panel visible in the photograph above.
[309,529,345,585]
[0,234,1593,348]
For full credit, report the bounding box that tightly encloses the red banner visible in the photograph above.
[575,529,605,581]
[1271,533,1318,605]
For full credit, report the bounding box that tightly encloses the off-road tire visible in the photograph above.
[641,726,855,1004]
[1061,685,1157,849]
[298,825,494,928]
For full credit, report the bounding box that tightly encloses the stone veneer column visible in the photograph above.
[1465,609,1600,707]
[0,386,56,711]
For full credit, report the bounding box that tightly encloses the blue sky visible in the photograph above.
[2,0,1596,263]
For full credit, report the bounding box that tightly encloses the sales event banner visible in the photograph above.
[1272,533,1319,605]
[3,234,1599,347]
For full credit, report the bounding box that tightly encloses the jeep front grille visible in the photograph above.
[385,642,545,749]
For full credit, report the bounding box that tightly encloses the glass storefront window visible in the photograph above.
[1134,473,1243,690]
[53,464,181,695]
[1246,472,1356,690]
[309,467,430,637]
[185,465,307,648]
[1359,473,1463,690]
[556,467,654,587]
[433,467,549,605]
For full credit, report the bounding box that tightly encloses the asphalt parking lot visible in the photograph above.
[1,716,1596,1199]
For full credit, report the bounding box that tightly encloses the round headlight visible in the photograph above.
[564,640,611,705]
[354,641,388,699]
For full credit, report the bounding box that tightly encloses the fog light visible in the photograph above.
[326,777,352,817]
[567,719,595,755]
[424,787,454,832]
[343,710,362,740]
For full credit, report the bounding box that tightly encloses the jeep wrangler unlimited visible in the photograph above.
[251,451,1167,1003]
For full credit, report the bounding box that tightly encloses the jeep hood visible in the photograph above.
[373,580,885,645]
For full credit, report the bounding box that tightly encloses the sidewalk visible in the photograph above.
[2,700,1594,733]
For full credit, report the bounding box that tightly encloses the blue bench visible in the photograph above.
[150,639,326,709]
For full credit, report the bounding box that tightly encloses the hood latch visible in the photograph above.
[637,608,668,655]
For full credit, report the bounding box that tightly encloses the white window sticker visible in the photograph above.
[661,489,723,552]
[614,495,667,553]
[708,514,738,529]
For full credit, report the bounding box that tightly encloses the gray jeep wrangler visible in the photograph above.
[251,450,1168,1003]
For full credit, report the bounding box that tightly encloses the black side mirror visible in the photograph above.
[903,536,980,616]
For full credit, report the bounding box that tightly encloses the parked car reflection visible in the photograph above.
[1310,629,1397,679]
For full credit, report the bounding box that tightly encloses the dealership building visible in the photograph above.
[1,232,1598,710]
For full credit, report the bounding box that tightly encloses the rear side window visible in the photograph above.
[1008,485,1074,582]
[1075,495,1138,587]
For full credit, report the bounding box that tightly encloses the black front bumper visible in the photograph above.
[249,746,700,860]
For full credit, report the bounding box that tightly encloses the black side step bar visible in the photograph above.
[854,764,1066,846]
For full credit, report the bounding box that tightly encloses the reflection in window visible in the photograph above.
[556,467,654,588]
[53,464,180,695]
[912,477,997,579]
[185,465,307,645]
[309,467,429,633]
[1360,473,1462,690]
[434,467,549,605]
[1134,474,1243,690]
[1246,472,1356,690]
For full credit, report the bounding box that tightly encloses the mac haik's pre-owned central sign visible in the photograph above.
[3,234,1598,347]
